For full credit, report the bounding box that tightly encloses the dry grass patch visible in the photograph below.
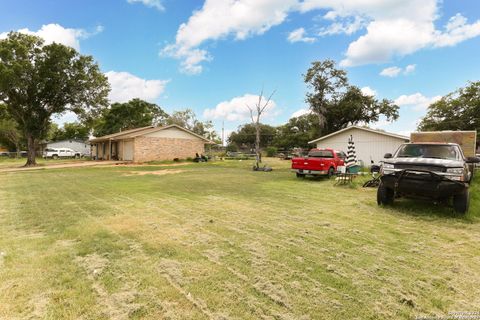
[122,169,185,176]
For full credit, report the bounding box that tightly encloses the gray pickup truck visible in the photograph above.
[377,143,479,214]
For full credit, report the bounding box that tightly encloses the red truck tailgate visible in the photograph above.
[291,157,330,170]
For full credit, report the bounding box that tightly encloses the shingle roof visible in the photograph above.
[89,126,154,142]
[89,124,215,144]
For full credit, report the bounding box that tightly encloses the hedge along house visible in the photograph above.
[309,126,409,165]
[90,124,215,162]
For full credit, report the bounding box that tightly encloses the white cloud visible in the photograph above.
[360,86,376,97]
[204,94,277,122]
[161,45,211,75]
[127,0,164,11]
[380,64,416,77]
[340,18,435,67]
[287,28,315,43]
[404,64,416,75]
[318,15,365,36]
[106,71,169,103]
[290,108,311,118]
[394,93,441,111]
[380,66,402,77]
[338,9,480,66]
[433,13,480,47]
[163,0,298,74]
[0,23,101,50]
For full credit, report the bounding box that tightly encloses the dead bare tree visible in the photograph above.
[246,88,276,169]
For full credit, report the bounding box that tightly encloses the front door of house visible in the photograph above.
[124,140,134,161]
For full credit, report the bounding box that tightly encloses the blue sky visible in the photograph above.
[1,0,480,140]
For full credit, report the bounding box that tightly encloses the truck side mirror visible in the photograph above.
[384,153,392,159]
[466,156,480,163]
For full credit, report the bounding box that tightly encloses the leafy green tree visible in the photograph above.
[418,81,480,141]
[0,32,110,166]
[304,60,399,135]
[273,113,321,149]
[94,98,168,136]
[51,122,90,141]
[0,104,24,155]
[323,86,399,134]
[167,108,219,141]
[304,59,348,127]
[228,123,277,150]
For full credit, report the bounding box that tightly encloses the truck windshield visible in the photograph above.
[308,150,334,158]
[395,144,460,160]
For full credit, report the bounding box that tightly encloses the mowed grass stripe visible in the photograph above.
[1,160,480,319]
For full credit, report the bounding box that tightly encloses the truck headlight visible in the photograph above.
[446,168,463,174]
[383,163,394,169]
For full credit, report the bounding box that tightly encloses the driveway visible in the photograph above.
[0,161,127,173]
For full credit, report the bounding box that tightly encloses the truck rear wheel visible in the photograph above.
[296,172,305,178]
[52,154,58,160]
[327,167,335,178]
[377,182,394,205]
[453,189,470,214]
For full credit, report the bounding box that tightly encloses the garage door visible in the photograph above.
[124,140,134,161]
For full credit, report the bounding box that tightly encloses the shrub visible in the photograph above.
[265,147,278,157]
[226,144,238,152]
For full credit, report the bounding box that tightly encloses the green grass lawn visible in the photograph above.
[0,157,86,169]
[1,159,479,319]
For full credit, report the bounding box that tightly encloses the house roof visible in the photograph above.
[89,126,154,142]
[90,124,215,144]
[40,139,90,145]
[308,126,410,144]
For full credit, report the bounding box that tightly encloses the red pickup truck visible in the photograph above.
[291,148,346,178]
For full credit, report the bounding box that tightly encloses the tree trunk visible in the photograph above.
[15,142,21,158]
[255,123,261,168]
[24,134,37,167]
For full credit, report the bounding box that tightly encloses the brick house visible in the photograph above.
[90,124,214,162]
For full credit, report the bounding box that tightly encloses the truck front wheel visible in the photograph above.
[453,189,470,214]
[52,154,58,160]
[377,182,394,205]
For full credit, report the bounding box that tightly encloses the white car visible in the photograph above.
[43,148,81,159]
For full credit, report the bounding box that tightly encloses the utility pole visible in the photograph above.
[222,120,225,146]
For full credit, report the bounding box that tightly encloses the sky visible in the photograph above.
[1,0,480,141]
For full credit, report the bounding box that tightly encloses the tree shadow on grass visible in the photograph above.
[383,198,477,223]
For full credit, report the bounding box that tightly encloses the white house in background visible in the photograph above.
[309,126,409,165]
[39,139,91,156]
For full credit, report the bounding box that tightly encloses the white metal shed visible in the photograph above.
[309,126,409,165]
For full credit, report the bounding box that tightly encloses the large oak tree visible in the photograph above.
[0,32,110,166]
[304,60,399,136]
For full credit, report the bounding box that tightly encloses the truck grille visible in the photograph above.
[394,164,446,173]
